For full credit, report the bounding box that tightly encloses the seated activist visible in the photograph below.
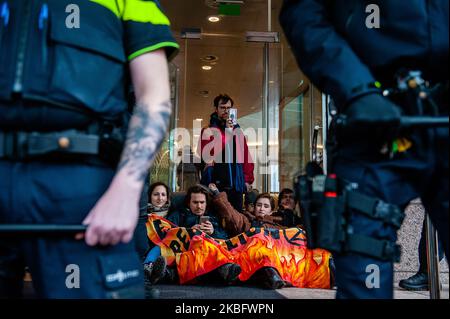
[209,183,336,289]
[271,188,303,228]
[209,184,296,236]
[145,185,334,289]
[141,182,171,265]
[243,189,259,217]
[144,185,241,285]
[208,184,291,289]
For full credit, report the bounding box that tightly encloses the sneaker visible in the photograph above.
[260,267,286,290]
[399,272,429,291]
[149,256,167,285]
[143,263,153,282]
[216,263,242,283]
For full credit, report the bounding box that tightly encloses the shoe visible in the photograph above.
[216,263,242,283]
[144,286,160,299]
[329,258,336,288]
[399,272,429,291]
[260,267,286,290]
[149,256,167,285]
[143,263,153,282]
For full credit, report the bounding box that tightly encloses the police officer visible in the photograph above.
[280,1,448,298]
[0,0,178,298]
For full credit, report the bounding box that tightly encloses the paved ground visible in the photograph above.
[22,275,449,299]
[276,284,449,299]
[151,281,449,300]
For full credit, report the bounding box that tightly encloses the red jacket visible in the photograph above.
[198,113,254,185]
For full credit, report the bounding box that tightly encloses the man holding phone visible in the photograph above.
[199,94,254,212]
[167,185,228,239]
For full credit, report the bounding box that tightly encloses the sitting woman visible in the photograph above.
[135,181,171,261]
[141,182,171,265]
[210,184,299,237]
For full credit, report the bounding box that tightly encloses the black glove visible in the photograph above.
[341,93,402,142]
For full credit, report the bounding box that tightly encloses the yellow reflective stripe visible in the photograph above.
[89,0,121,18]
[122,0,170,25]
[128,42,179,60]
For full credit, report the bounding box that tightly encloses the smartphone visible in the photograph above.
[229,108,237,125]
[199,216,210,224]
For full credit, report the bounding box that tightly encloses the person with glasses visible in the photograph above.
[198,94,254,212]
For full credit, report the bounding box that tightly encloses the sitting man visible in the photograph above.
[243,189,259,217]
[271,188,303,228]
[145,185,240,285]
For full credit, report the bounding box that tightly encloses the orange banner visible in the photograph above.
[146,214,332,288]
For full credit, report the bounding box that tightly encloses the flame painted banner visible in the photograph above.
[146,214,332,288]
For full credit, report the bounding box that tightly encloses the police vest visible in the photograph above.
[0,0,178,121]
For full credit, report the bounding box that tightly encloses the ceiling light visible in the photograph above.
[208,15,220,22]
[201,55,219,62]
[202,65,212,70]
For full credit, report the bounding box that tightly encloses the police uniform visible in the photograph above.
[0,0,178,298]
[280,0,448,298]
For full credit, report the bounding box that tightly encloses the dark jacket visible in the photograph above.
[0,0,178,127]
[279,0,449,108]
[167,207,229,240]
[212,192,301,237]
[271,208,303,229]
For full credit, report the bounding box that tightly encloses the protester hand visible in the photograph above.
[342,93,402,142]
[208,183,219,193]
[226,118,234,128]
[75,177,139,246]
[199,221,214,235]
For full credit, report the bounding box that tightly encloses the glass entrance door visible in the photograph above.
[161,0,275,193]
[151,0,326,194]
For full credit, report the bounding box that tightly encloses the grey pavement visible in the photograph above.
[152,281,449,300]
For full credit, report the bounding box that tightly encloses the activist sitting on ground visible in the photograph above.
[208,183,334,289]
[141,182,171,280]
[243,189,259,218]
[144,185,241,285]
[209,184,302,237]
[208,185,297,289]
[271,188,303,228]
[145,212,334,289]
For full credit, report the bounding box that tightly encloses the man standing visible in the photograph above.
[280,0,448,298]
[199,94,254,212]
[0,0,178,298]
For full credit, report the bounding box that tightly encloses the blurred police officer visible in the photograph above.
[0,0,178,298]
[280,0,448,298]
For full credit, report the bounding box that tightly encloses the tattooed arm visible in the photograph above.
[80,49,172,246]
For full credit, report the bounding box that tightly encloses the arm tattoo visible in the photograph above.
[118,100,171,182]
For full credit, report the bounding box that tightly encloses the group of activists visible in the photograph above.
[136,181,335,298]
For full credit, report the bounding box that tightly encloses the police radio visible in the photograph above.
[294,163,346,252]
